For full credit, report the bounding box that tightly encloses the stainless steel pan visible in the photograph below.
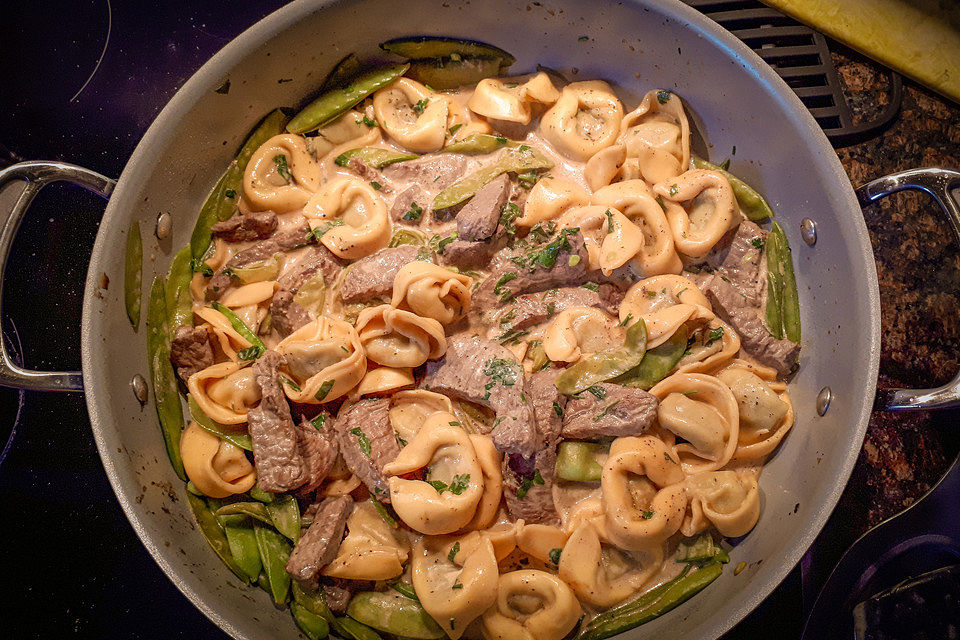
[1,0,958,637]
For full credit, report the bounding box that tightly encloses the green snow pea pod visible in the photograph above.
[124,220,142,329]
[254,523,292,606]
[334,147,419,168]
[215,501,273,526]
[188,395,253,451]
[265,495,301,542]
[441,133,514,155]
[555,441,609,482]
[613,324,689,390]
[407,56,502,90]
[764,227,784,339]
[321,53,363,91]
[691,156,775,221]
[346,591,444,639]
[186,494,247,582]
[772,221,801,343]
[292,603,331,640]
[554,320,647,395]
[146,276,186,480]
[217,514,262,583]
[165,246,194,330]
[433,146,554,210]
[337,616,383,640]
[388,229,426,248]
[287,64,409,134]
[676,533,731,565]
[379,36,516,67]
[211,301,265,359]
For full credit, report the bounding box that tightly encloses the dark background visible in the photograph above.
[2,1,957,638]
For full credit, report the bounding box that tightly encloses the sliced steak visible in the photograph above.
[561,383,659,439]
[439,239,498,269]
[271,290,313,338]
[339,245,421,304]
[382,154,468,192]
[456,174,510,242]
[424,335,540,457]
[348,157,392,193]
[270,244,344,337]
[492,284,624,332]
[704,274,800,374]
[210,210,278,242]
[502,447,560,525]
[247,351,309,492]
[294,414,340,493]
[389,186,426,223]
[335,398,400,502]
[528,368,565,445]
[705,220,766,305]
[285,495,354,588]
[169,325,213,382]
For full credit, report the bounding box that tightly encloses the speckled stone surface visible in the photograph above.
[799,46,960,601]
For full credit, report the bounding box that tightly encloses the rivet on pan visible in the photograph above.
[816,386,832,416]
[155,212,172,240]
[800,218,817,246]
[131,374,148,405]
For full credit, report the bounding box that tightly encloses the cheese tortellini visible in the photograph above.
[618,274,713,348]
[618,89,690,185]
[180,421,256,498]
[555,205,643,275]
[541,81,624,161]
[654,169,740,258]
[373,78,449,152]
[391,261,472,324]
[353,366,415,397]
[323,501,409,580]
[187,361,261,425]
[683,470,761,538]
[243,134,320,212]
[389,389,455,442]
[481,570,582,640]
[718,366,794,460]
[356,304,446,368]
[468,72,560,124]
[303,176,391,259]
[543,306,624,363]
[276,316,366,404]
[517,176,589,228]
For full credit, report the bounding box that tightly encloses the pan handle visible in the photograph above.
[0,161,116,392]
[856,167,960,410]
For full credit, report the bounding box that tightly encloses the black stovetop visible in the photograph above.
[0,1,802,637]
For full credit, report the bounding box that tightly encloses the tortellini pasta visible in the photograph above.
[305,109,372,158]
[303,176,391,259]
[391,261,472,324]
[412,535,499,640]
[676,319,741,374]
[355,304,446,368]
[276,316,366,404]
[383,412,484,534]
[389,389,455,443]
[650,373,740,473]
[460,434,502,531]
[601,436,686,550]
[683,470,761,538]
[718,367,794,460]
[373,78,449,152]
[445,96,493,140]
[243,134,320,212]
[541,81,624,161]
[591,180,683,276]
[584,143,629,191]
[516,524,570,565]
[195,307,254,362]
[353,366,415,397]
[543,306,624,363]
[467,72,560,124]
[653,169,740,258]
[618,274,713,348]
[180,421,256,498]
[323,501,409,580]
[481,570,582,640]
[187,361,260,425]
[618,89,690,185]
[555,205,643,275]
[517,177,589,228]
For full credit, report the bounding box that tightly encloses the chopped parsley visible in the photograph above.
[224,189,237,199]
[237,346,260,361]
[452,581,463,589]
[664,451,677,464]
[581,282,599,292]
[640,509,656,520]
[553,402,564,419]
[619,313,634,327]
[497,327,530,345]
[495,134,508,145]
[592,400,620,422]
[370,181,382,190]
[586,385,607,400]
[427,479,449,493]
[705,326,724,346]
[655,195,667,212]
[751,237,765,249]
[483,357,519,388]
[281,377,301,392]
[499,202,522,236]
[548,548,562,565]
[449,421,460,426]
[273,154,293,183]
[605,208,615,233]
[719,158,731,170]
[511,227,580,272]
[315,379,336,401]
[412,98,429,115]
[309,218,344,242]
[493,273,518,302]
[448,123,463,136]
[350,427,371,456]
[578,35,589,42]
[517,469,545,499]
[681,390,699,396]
[449,474,471,495]
[518,144,531,152]
[190,258,214,276]
[527,220,557,244]
[517,171,539,189]
[311,414,327,430]
[371,497,397,528]
[448,542,460,562]
[668,184,679,197]
[656,89,672,104]
[358,115,378,127]
[428,232,458,254]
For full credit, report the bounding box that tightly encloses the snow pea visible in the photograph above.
[186,494,248,582]
[188,394,253,450]
[441,133,514,155]
[433,146,554,210]
[287,64,409,134]
[391,582,419,602]
[347,592,444,640]
[764,228,785,339]
[676,533,730,565]
[147,276,186,480]
[408,57,502,91]
[292,603,331,640]
[555,441,608,482]
[125,220,142,329]
[165,246,194,330]
[249,484,276,503]
[388,229,426,248]
[691,156,774,221]
[211,302,265,359]
[293,582,359,640]
[217,514,262,583]
[254,522,292,606]
[554,320,647,395]
[577,562,723,640]
[380,36,516,68]
[190,109,288,260]
[215,501,272,525]
[334,147,418,169]
[613,324,689,390]
[772,222,801,343]
[321,53,363,91]
[337,617,384,640]
[265,495,302,543]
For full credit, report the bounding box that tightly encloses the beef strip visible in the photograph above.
[439,239,499,269]
[294,414,340,493]
[334,398,400,502]
[703,274,800,374]
[492,284,624,333]
[390,186,425,223]
[456,174,510,242]
[169,325,213,382]
[210,210,278,242]
[382,154,468,192]
[424,335,540,457]
[348,157,393,193]
[339,245,422,304]
[270,244,344,337]
[247,351,311,492]
[705,220,766,305]
[561,383,659,439]
[321,582,353,614]
[285,495,354,588]
[527,368,565,445]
